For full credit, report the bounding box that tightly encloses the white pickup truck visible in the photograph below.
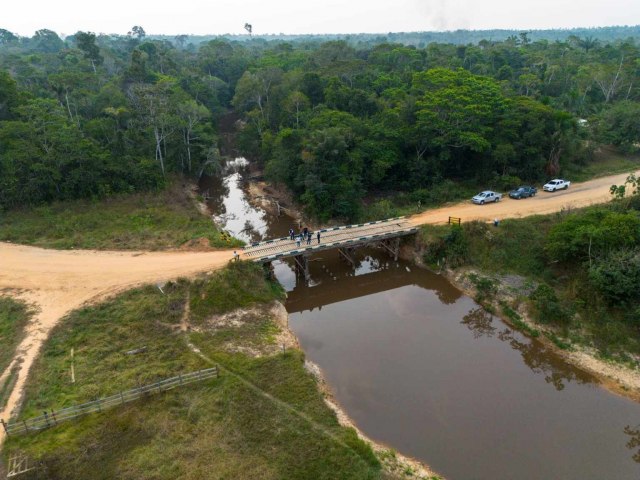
[472,191,502,205]
[543,179,571,192]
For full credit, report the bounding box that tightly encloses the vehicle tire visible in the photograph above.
[564,185,568,190]
[532,192,535,196]
[496,197,500,202]
[480,200,485,205]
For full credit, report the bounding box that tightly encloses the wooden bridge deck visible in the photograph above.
[241,217,418,263]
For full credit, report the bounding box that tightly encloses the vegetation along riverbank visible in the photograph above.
[408,188,640,401]
[1,262,441,479]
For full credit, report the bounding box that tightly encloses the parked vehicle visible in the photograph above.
[472,191,502,205]
[543,179,571,192]
[509,186,537,199]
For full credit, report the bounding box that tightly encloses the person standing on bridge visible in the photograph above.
[306,231,312,245]
[289,228,294,240]
[317,231,321,244]
[296,234,302,247]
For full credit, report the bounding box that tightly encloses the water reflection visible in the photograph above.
[196,127,640,475]
[461,308,593,391]
[625,424,640,463]
[198,157,292,243]
[282,249,640,480]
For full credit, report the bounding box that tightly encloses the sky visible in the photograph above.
[3,0,640,37]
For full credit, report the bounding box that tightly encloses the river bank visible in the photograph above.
[269,300,442,480]
[400,241,640,403]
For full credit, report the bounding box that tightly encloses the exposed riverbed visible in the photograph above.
[200,154,640,479]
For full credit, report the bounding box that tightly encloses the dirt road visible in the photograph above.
[0,169,636,442]
[409,170,636,226]
[0,246,233,440]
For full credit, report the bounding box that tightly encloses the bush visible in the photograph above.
[546,209,640,262]
[423,225,469,268]
[530,283,571,325]
[468,273,497,303]
[491,174,522,191]
[589,248,640,305]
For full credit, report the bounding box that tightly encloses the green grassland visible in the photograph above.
[0,180,242,250]
[564,146,640,182]
[2,263,393,480]
[0,297,32,410]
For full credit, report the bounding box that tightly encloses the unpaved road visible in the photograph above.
[0,247,233,441]
[0,169,636,442]
[409,170,636,226]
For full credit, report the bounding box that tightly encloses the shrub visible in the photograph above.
[492,174,522,191]
[423,225,470,268]
[468,273,497,303]
[546,209,640,262]
[530,283,571,325]
[589,248,640,305]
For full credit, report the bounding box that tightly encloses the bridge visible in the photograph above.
[241,217,418,282]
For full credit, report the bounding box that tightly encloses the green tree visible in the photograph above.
[75,31,104,73]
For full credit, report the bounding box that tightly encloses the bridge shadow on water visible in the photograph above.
[275,247,640,480]
[283,250,461,314]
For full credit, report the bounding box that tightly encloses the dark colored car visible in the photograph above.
[508,186,537,199]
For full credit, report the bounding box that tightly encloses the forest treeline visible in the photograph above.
[0,27,638,219]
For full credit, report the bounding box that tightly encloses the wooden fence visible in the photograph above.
[1,367,218,437]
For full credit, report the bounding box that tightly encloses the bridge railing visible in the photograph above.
[250,227,418,263]
[243,216,407,249]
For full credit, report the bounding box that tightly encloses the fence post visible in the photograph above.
[96,399,101,412]
[0,419,8,435]
[120,391,125,405]
[216,366,219,378]
[22,419,29,433]
[179,373,183,385]
[50,409,58,425]
[43,411,50,428]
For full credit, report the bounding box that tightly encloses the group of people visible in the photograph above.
[290,226,320,247]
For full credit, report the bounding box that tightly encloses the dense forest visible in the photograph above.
[0,26,639,220]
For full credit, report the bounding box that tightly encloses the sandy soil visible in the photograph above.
[0,244,233,441]
[0,170,637,444]
[408,170,638,227]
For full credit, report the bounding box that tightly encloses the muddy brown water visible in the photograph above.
[201,156,640,479]
[282,251,640,480]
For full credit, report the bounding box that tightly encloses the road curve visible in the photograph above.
[0,169,637,441]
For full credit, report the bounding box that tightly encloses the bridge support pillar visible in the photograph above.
[262,262,274,279]
[338,247,356,267]
[293,255,310,284]
[380,238,401,261]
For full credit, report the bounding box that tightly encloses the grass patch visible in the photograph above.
[3,263,381,480]
[0,179,243,250]
[189,261,285,324]
[498,301,540,338]
[564,146,640,182]
[0,296,32,377]
[0,363,20,412]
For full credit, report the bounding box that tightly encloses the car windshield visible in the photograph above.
[516,188,525,192]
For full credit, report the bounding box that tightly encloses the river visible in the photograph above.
[200,154,640,479]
